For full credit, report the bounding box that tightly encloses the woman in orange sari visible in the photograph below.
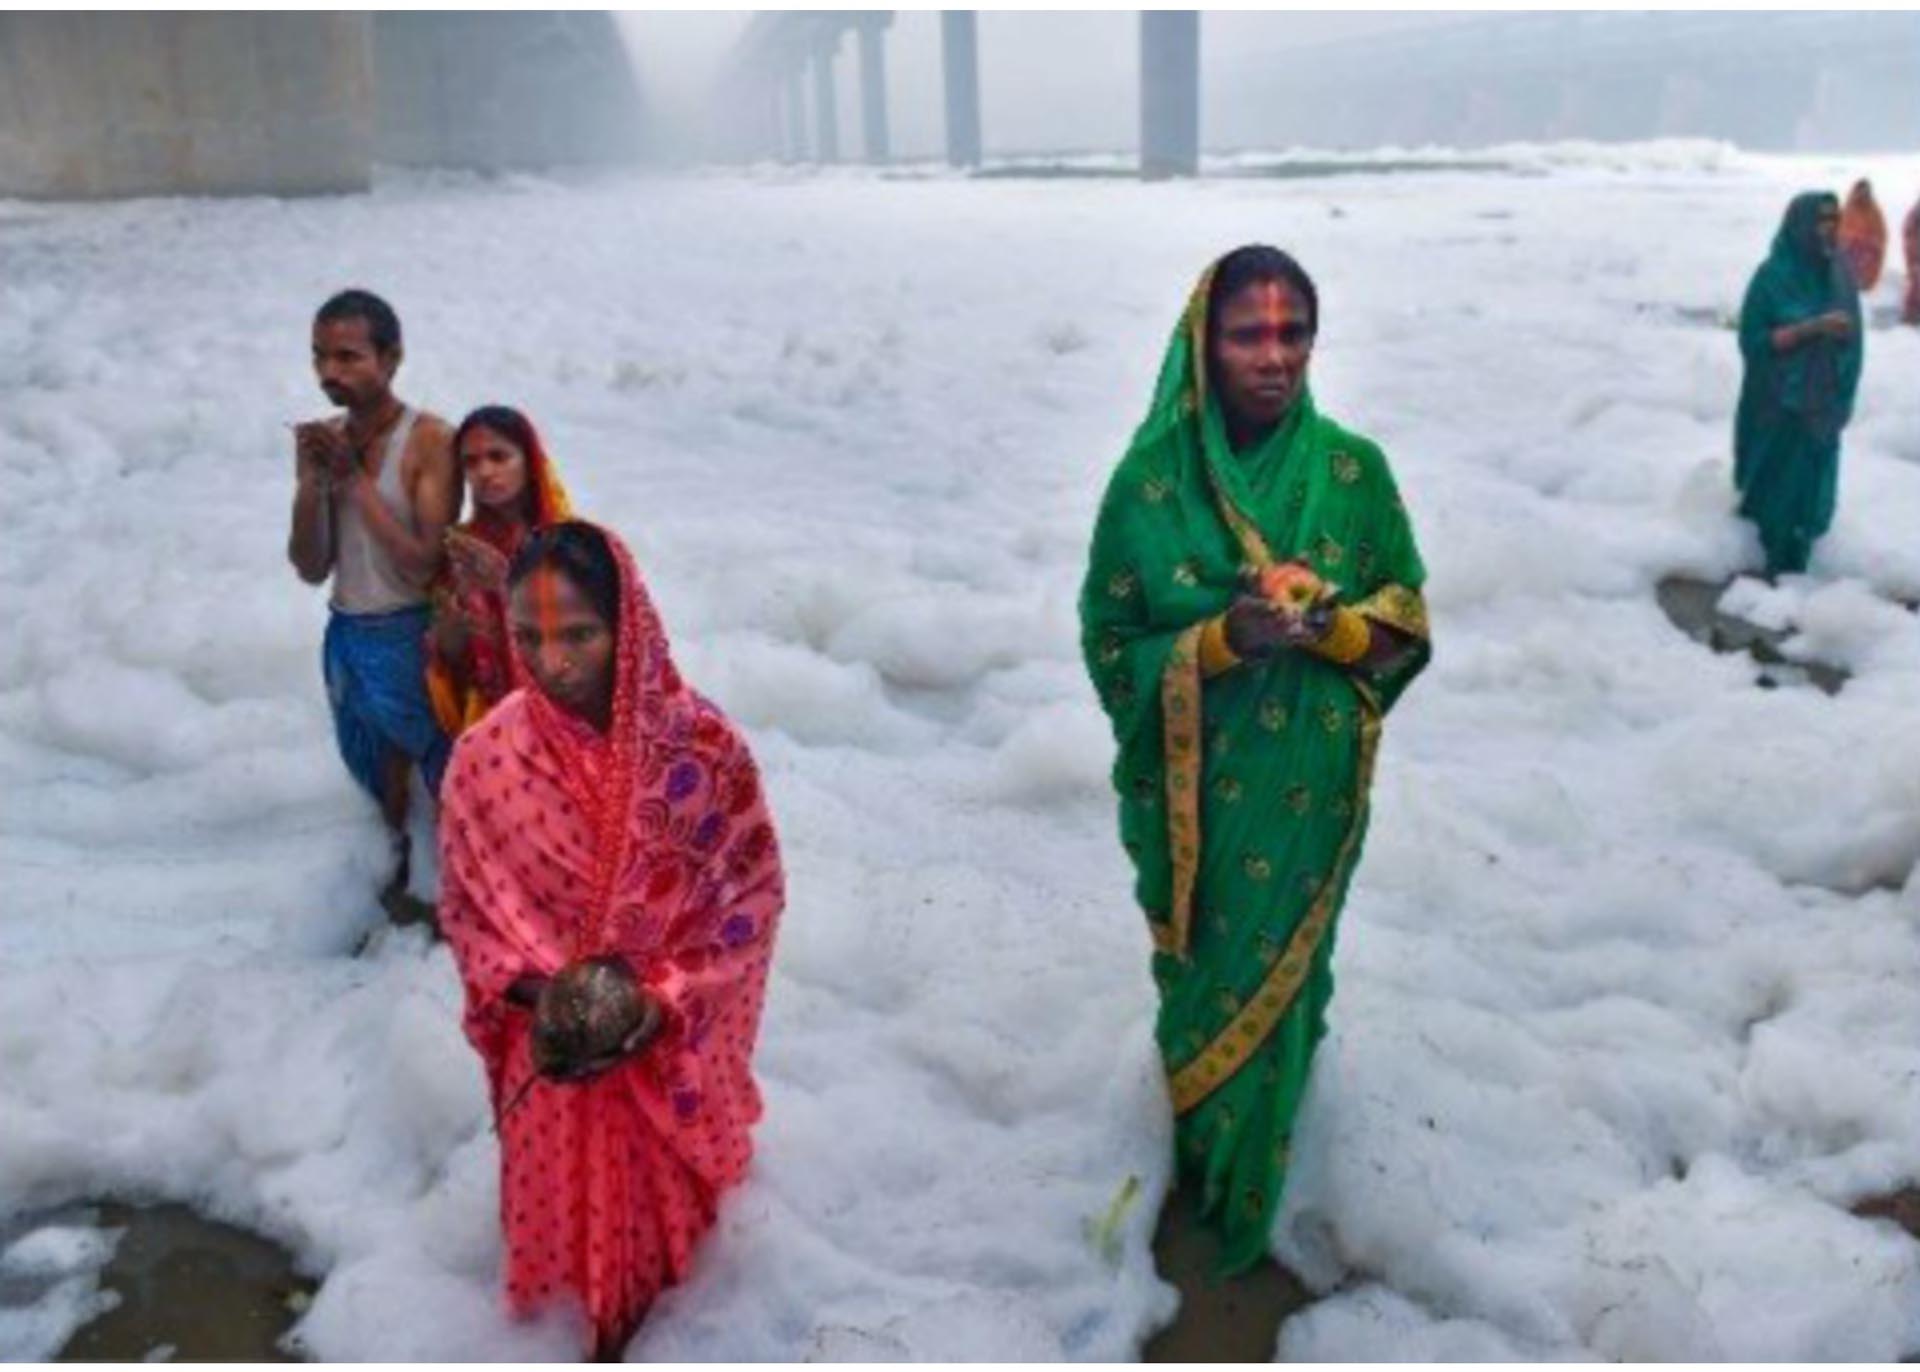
[1836,178,1887,294]
[439,520,784,1358]
[426,405,573,737]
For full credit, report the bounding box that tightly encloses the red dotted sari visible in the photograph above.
[437,521,783,1357]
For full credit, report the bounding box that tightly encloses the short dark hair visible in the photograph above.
[315,289,402,353]
[1206,245,1319,339]
[508,521,621,636]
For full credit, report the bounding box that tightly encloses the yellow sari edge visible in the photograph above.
[1166,693,1383,1116]
[1352,582,1430,643]
[1156,622,1207,958]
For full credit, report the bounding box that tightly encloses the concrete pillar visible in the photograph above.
[812,36,840,163]
[857,21,891,165]
[785,68,809,162]
[0,12,374,198]
[940,11,982,168]
[1140,11,1200,179]
[371,13,642,171]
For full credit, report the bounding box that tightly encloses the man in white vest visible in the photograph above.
[288,289,459,895]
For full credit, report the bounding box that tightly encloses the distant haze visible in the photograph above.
[619,10,1919,158]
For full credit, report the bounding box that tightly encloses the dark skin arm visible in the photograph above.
[1356,619,1416,673]
[287,425,345,585]
[1225,594,1323,658]
[431,530,512,660]
[1772,311,1852,352]
[1224,595,1414,674]
[430,588,472,662]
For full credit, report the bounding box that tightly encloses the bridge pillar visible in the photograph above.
[857,18,891,164]
[941,11,982,168]
[1140,11,1200,179]
[811,34,840,163]
[784,67,809,162]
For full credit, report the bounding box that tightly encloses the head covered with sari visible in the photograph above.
[426,405,575,734]
[454,405,573,548]
[1746,191,1864,438]
[1734,192,1865,574]
[437,519,782,1354]
[1080,246,1429,1273]
[1837,178,1887,293]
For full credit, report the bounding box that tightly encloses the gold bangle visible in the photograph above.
[1310,607,1370,666]
[1198,614,1241,678]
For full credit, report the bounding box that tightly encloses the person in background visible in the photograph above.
[1902,193,1920,327]
[1836,178,1887,293]
[1733,193,1864,578]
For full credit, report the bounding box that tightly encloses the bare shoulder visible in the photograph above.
[410,410,456,463]
[402,411,458,489]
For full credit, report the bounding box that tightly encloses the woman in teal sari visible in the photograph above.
[1734,191,1864,578]
[1079,246,1430,1275]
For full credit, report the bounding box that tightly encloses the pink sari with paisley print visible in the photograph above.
[437,520,783,1357]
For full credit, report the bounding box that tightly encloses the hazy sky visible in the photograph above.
[615,11,1915,158]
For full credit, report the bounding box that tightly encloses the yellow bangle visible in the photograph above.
[1198,614,1241,678]
[1309,606,1370,666]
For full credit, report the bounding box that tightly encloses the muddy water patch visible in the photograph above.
[1,1201,313,1362]
[1143,1182,1316,1362]
[1656,574,1849,696]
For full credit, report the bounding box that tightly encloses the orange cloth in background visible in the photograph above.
[1837,181,1887,293]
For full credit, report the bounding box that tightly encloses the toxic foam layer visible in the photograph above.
[2,146,1918,1358]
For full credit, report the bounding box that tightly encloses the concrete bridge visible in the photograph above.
[707,9,1916,173]
[0,12,645,200]
[709,10,1204,178]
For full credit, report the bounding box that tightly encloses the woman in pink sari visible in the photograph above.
[438,519,783,1359]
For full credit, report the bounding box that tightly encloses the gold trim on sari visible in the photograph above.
[1168,685,1383,1115]
[1155,623,1206,958]
[1352,582,1430,642]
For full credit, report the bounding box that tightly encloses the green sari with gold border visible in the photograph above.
[1079,264,1430,1274]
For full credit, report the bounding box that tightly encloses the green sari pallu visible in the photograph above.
[1734,191,1864,577]
[1080,266,1430,1276]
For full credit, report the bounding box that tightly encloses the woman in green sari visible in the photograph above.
[1079,246,1430,1276]
[1734,191,1864,578]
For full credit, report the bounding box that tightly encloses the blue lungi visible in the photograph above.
[321,605,451,800]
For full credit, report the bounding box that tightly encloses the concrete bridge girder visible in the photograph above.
[0,12,374,199]
[0,11,645,200]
